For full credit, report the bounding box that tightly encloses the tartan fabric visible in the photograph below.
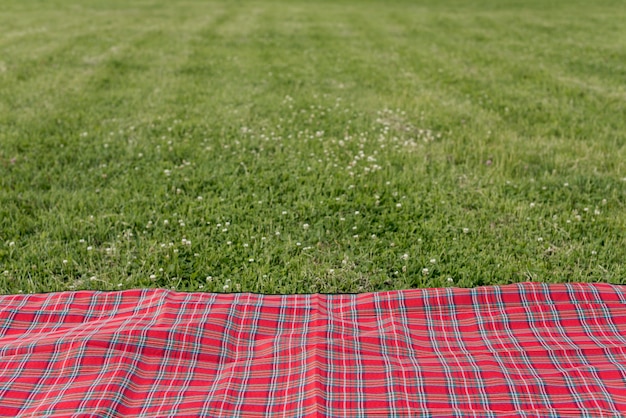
[1,283,626,417]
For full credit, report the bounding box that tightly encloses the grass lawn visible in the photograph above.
[1,0,625,294]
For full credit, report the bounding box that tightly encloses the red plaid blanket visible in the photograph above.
[1,282,626,416]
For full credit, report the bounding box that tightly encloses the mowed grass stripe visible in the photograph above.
[0,0,625,294]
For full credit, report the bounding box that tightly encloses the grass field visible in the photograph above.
[1,0,625,294]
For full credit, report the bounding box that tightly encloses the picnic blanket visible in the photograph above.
[1,282,626,417]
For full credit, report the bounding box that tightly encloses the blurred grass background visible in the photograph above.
[1,0,625,294]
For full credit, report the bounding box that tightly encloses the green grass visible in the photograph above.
[1,0,625,294]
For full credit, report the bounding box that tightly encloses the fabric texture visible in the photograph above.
[1,282,626,417]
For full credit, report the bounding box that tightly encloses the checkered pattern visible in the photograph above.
[1,282,626,417]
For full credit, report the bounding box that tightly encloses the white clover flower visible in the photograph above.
[9,241,15,247]
[62,260,68,264]
[530,202,535,208]
[303,223,309,229]
[396,203,402,208]
[430,258,436,264]
[422,268,429,275]
[150,274,156,279]
[462,228,469,234]
[447,277,454,283]
[163,220,169,225]
[402,253,409,260]
[87,246,93,251]
[249,258,254,262]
